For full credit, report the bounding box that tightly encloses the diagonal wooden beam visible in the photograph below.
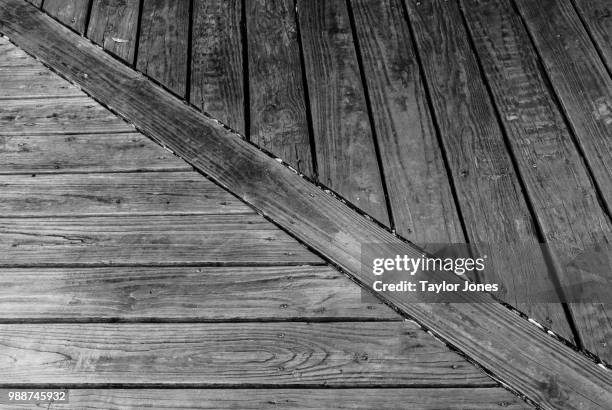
[0,1,610,408]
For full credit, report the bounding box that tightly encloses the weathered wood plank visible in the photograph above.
[43,0,90,34]
[514,0,612,219]
[136,0,189,96]
[87,0,140,64]
[247,0,313,177]
[351,0,464,242]
[0,265,398,320]
[0,97,134,135]
[190,0,244,134]
[0,172,252,216]
[461,0,612,365]
[25,0,42,8]
[0,65,83,98]
[0,388,529,409]
[0,322,493,386]
[404,0,572,340]
[0,35,32,66]
[297,0,389,224]
[0,215,321,266]
[573,0,612,74]
[0,133,192,174]
[2,5,609,407]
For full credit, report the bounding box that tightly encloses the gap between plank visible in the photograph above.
[3,6,610,406]
[456,0,584,350]
[345,0,396,232]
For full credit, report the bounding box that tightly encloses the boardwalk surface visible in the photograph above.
[0,33,527,409]
[1,0,612,408]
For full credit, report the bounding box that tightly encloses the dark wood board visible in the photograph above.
[0,322,494,386]
[514,0,612,221]
[87,0,140,65]
[2,5,609,407]
[190,0,244,134]
[573,0,612,74]
[0,388,529,409]
[0,265,399,320]
[0,97,135,135]
[0,65,83,98]
[0,214,321,266]
[297,0,389,225]
[247,0,313,177]
[351,0,464,243]
[136,0,189,96]
[0,133,192,174]
[513,0,612,363]
[43,0,91,34]
[0,172,252,216]
[404,0,572,340]
[461,0,612,364]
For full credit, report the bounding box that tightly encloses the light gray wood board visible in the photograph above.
[461,0,612,364]
[351,0,464,243]
[0,133,192,174]
[0,322,494,386]
[0,172,253,216]
[0,65,84,98]
[0,35,34,66]
[87,0,140,64]
[404,0,572,340]
[2,4,608,407]
[0,388,529,409]
[0,97,135,135]
[0,265,399,320]
[0,215,322,266]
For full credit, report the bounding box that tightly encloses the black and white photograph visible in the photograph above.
[0,0,610,408]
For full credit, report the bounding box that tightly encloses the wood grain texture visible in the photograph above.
[247,0,313,177]
[0,133,192,174]
[137,0,189,96]
[461,0,612,364]
[404,0,572,340]
[43,0,91,34]
[0,266,398,320]
[87,0,140,64]
[190,0,244,134]
[0,97,135,135]
[3,5,609,407]
[0,35,32,66]
[0,214,321,266]
[514,0,612,221]
[0,322,493,386]
[0,65,83,98]
[351,0,464,242]
[297,0,389,225]
[573,0,612,74]
[25,0,42,7]
[0,172,252,216]
[0,388,529,409]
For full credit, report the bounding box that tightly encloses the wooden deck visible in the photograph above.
[0,35,529,409]
[1,0,611,408]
